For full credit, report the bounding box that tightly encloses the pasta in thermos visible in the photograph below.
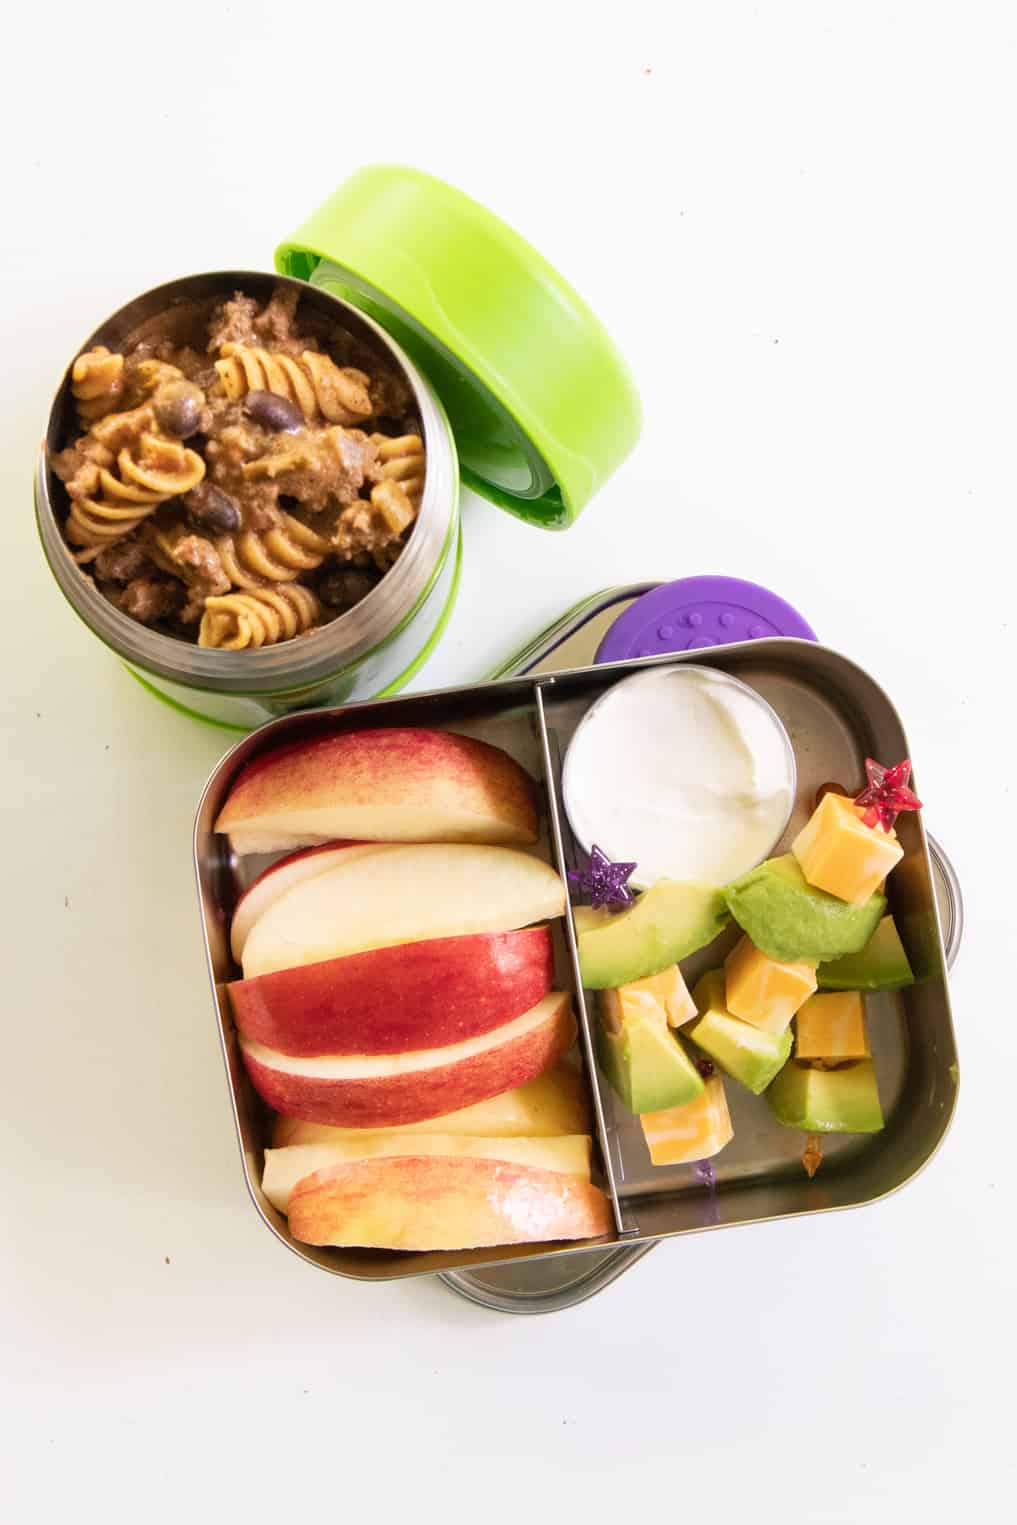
[49,284,427,652]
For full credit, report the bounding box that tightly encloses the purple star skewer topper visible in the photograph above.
[692,1159,717,1194]
[568,844,638,911]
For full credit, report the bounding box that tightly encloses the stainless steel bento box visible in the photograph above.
[194,629,960,1293]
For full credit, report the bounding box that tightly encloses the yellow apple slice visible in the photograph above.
[288,1154,613,1250]
[272,1064,591,1143]
[263,1133,593,1213]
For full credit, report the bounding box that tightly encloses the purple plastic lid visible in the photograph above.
[595,576,818,663]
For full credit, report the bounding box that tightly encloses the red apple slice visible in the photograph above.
[241,843,566,979]
[230,842,390,964]
[239,991,577,1127]
[287,1154,613,1250]
[262,1133,593,1212]
[229,926,553,1055]
[272,1064,592,1143]
[216,727,538,854]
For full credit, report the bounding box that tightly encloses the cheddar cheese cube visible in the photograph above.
[640,1075,733,1166]
[611,964,697,1029]
[791,793,903,905]
[723,934,817,1034]
[795,991,870,1060]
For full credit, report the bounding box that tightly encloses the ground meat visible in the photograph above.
[51,443,92,485]
[317,565,381,609]
[367,369,414,421]
[93,541,154,582]
[241,427,376,513]
[251,286,308,354]
[332,497,405,570]
[167,534,231,622]
[118,576,182,623]
[208,286,315,358]
[207,293,259,353]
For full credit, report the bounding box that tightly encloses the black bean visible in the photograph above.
[317,566,380,609]
[153,380,205,438]
[245,389,303,432]
[183,482,241,534]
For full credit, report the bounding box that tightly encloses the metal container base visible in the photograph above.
[193,586,962,1313]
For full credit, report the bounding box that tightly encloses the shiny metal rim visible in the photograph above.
[437,1240,658,1316]
[929,832,963,971]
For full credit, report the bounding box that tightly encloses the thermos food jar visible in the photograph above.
[36,165,642,730]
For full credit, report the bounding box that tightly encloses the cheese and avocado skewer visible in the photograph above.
[768,990,884,1135]
[575,879,729,989]
[767,1059,884,1134]
[724,854,886,963]
[597,967,705,1113]
[640,1075,733,1166]
[685,970,792,1095]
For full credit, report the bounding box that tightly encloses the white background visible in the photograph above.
[4,3,1016,1520]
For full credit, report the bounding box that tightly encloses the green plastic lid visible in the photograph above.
[276,164,641,529]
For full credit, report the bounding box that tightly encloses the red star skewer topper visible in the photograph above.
[854,757,923,833]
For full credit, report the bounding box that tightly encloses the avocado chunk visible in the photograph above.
[575,880,730,989]
[767,1058,884,1132]
[598,982,705,1113]
[686,971,792,1094]
[818,916,914,991]
[724,854,885,964]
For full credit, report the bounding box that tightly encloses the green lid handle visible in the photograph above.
[277,165,642,528]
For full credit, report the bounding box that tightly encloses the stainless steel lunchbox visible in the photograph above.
[194,596,961,1311]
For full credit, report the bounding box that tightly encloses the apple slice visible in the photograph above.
[241,844,566,979]
[273,1064,591,1143]
[262,1133,593,1212]
[230,842,389,964]
[287,1154,613,1250]
[229,926,553,1055]
[216,727,538,854]
[239,991,577,1127]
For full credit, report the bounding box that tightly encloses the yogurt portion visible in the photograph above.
[563,665,795,889]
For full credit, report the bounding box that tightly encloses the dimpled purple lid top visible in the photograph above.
[594,576,817,663]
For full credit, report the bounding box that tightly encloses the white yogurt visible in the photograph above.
[562,665,796,888]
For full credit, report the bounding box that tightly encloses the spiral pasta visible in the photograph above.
[198,584,320,650]
[370,433,425,533]
[65,429,206,555]
[214,344,373,425]
[215,513,332,587]
[53,285,425,648]
[71,347,125,426]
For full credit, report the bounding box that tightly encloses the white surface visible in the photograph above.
[4,3,1015,1520]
